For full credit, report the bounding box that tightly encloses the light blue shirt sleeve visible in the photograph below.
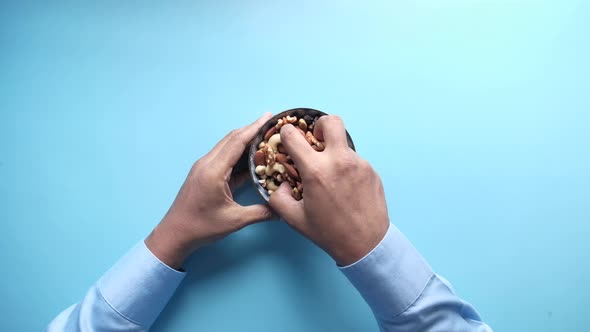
[48,226,491,331]
[340,224,493,332]
[46,241,185,331]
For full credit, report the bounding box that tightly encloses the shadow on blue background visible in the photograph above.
[152,186,374,332]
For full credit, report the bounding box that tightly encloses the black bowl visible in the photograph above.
[248,107,356,202]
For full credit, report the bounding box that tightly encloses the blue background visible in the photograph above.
[1,1,588,331]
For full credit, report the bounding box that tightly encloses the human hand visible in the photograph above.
[269,115,390,266]
[145,113,274,269]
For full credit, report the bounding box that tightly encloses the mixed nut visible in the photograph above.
[254,114,324,200]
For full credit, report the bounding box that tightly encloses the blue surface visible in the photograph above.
[1,1,589,331]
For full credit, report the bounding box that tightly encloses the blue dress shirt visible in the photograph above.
[46,225,492,331]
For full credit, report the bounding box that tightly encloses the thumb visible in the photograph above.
[236,204,273,227]
[269,182,306,230]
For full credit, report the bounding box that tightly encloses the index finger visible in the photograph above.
[313,115,348,150]
[280,124,316,173]
[215,113,273,167]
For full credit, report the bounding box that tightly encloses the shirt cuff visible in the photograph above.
[339,224,434,318]
[97,241,186,326]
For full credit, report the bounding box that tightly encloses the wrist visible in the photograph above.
[331,222,390,266]
[145,219,195,270]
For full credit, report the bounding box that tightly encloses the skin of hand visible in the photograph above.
[145,113,274,269]
[269,115,390,266]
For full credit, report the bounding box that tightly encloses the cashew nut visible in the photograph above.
[267,133,282,151]
[298,118,307,131]
[255,165,266,176]
[275,119,285,130]
[286,115,297,124]
[265,162,286,176]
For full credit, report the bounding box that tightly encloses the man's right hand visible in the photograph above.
[269,115,390,266]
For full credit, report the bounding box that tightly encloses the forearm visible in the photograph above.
[46,113,273,331]
[46,241,185,331]
[340,224,492,332]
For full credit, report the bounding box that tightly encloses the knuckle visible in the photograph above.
[359,159,373,173]
[333,154,373,177]
[191,159,204,170]
[337,153,357,170]
[228,128,244,142]
[329,114,343,123]
[191,159,210,177]
[327,115,344,127]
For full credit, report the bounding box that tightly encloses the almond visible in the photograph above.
[264,126,277,141]
[281,161,299,180]
[254,150,265,166]
[298,118,307,131]
[275,153,288,164]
